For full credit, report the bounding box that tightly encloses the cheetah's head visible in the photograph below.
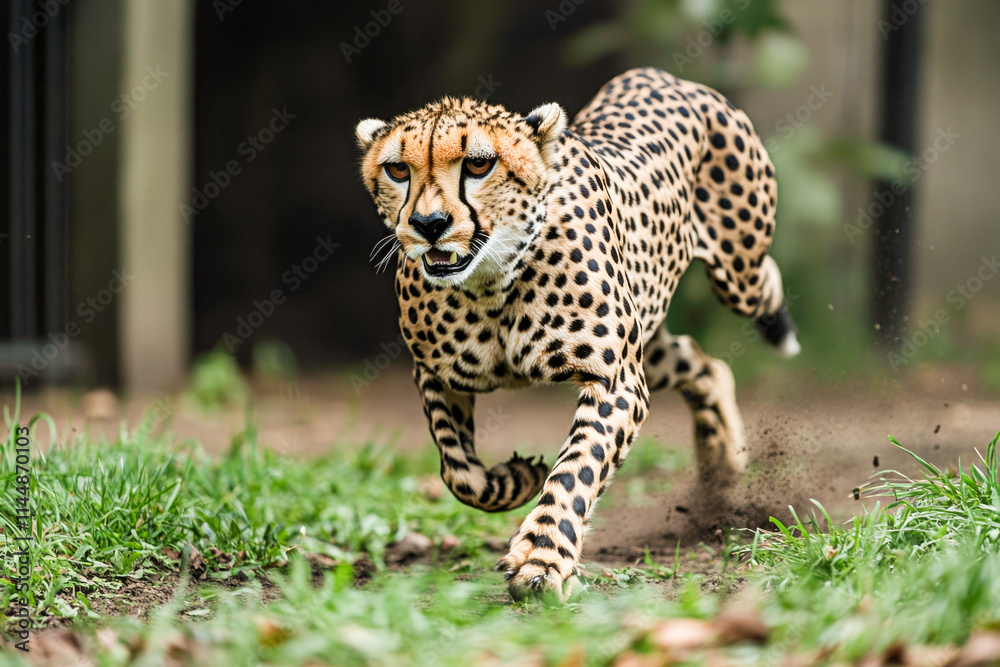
[356,97,566,287]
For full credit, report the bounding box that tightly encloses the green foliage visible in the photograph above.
[977,341,1000,394]
[736,431,1000,580]
[2,385,998,665]
[724,432,1000,661]
[565,0,796,85]
[251,340,300,384]
[0,403,517,621]
[187,349,249,410]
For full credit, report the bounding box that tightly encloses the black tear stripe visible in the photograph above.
[395,178,411,228]
[412,182,426,211]
[458,171,482,238]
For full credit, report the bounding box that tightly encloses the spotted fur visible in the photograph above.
[356,67,799,601]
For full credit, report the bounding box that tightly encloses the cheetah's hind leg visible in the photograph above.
[643,331,747,486]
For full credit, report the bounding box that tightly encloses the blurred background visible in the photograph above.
[1,0,999,403]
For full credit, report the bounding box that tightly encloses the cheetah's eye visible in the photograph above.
[463,157,495,178]
[384,162,409,182]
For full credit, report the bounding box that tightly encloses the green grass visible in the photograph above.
[737,432,1000,580]
[732,432,1000,661]
[1,385,998,665]
[0,388,516,624]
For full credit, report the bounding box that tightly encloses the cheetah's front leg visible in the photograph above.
[414,364,550,512]
[499,372,649,602]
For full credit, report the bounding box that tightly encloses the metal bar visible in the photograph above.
[44,3,70,336]
[9,0,38,342]
[871,0,925,348]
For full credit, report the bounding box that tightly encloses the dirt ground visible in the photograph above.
[7,363,999,571]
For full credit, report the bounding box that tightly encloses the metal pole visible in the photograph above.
[44,4,70,337]
[871,0,925,349]
[9,0,38,342]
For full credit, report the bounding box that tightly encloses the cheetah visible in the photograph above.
[356,67,799,601]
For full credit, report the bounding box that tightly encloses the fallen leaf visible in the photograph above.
[418,476,444,501]
[907,644,959,666]
[386,531,433,563]
[256,616,292,648]
[185,545,206,580]
[950,631,1000,666]
[484,537,508,552]
[83,389,119,420]
[712,604,770,644]
[208,547,233,565]
[612,653,664,667]
[306,553,337,568]
[650,618,717,654]
[28,630,93,667]
[163,632,207,667]
[96,628,119,652]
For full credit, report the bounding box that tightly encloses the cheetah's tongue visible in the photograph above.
[426,249,459,265]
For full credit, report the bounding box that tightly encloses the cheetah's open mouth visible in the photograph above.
[422,241,482,276]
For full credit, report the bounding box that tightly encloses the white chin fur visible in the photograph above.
[778,331,801,358]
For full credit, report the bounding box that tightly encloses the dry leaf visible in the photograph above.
[28,630,93,667]
[96,628,119,653]
[82,389,119,420]
[950,632,1000,666]
[650,618,717,654]
[418,476,444,501]
[187,545,206,579]
[612,653,667,667]
[712,604,770,644]
[256,616,292,648]
[386,531,433,563]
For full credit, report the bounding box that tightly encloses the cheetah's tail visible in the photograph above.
[753,302,800,358]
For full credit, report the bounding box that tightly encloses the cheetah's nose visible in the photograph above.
[409,211,452,244]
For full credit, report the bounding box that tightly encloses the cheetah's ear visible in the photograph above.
[355,118,389,150]
[524,103,567,144]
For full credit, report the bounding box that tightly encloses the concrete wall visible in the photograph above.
[118,0,194,392]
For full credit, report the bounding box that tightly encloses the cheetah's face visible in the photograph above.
[356,98,566,287]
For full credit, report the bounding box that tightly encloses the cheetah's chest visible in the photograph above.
[398,273,545,392]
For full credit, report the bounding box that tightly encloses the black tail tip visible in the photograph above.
[754,304,800,357]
